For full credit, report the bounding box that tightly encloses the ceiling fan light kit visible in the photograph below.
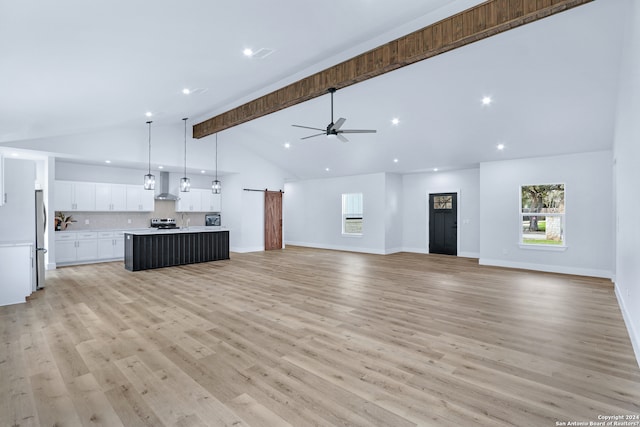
[292,87,376,143]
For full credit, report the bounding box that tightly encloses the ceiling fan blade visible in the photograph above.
[300,133,325,140]
[339,129,377,134]
[337,133,349,143]
[292,124,325,132]
[333,117,346,131]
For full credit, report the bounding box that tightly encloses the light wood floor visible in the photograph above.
[2,247,639,427]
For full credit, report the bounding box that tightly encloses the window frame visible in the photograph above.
[518,183,567,251]
[342,192,363,237]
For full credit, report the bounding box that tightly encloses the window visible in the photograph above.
[520,184,565,246]
[342,193,363,235]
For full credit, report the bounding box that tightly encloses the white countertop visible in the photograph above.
[124,226,228,235]
[0,241,33,248]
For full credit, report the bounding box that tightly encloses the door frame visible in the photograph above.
[425,188,461,255]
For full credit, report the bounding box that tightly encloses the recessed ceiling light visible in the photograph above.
[105,160,111,164]
[243,48,253,57]
[200,170,206,174]
[182,88,191,95]
[284,142,291,149]
[497,143,505,150]
[325,167,330,172]
[393,158,399,163]
[11,152,19,157]
[145,111,153,117]
[482,96,492,106]
[433,168,439,172]
[391,118,400,125]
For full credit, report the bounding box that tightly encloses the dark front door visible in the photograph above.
[429,193,457,255]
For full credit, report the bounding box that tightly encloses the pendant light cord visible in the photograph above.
[147,121,152,174]
[215,133,218,181]
[183,118,188,177]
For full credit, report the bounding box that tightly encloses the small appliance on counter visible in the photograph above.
[205,213,221,226]
[150,218,179,229]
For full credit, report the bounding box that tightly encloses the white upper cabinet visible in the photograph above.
[55,181,96,211]
[126,185,154,211]
[176,190,201,212]
[95,183,127,211]
[200,191,221,212]
[176,189,218,212]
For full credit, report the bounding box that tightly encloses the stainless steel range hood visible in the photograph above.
[155,171,179,201]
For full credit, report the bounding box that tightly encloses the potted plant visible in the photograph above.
[55,212,77,231]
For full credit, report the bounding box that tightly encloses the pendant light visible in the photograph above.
[212,133,221,194]
[179,117,190,192]
[143,121,155,190]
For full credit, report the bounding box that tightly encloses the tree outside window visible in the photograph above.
[520,184,565,246]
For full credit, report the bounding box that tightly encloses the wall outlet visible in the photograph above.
[127,219,132,224]
[84,219,90,225]
[502,248,508,255]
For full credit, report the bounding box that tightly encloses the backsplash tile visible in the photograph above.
[54,200,208,231]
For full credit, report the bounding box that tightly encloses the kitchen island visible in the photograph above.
[124,227,229,271]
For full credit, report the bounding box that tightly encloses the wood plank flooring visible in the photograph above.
[1,246,639,426]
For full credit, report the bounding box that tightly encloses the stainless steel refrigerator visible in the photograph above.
[35,189,47,289]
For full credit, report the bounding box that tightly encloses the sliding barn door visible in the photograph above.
[265,191,283,250]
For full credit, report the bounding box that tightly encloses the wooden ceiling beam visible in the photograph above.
[193,0,593,139]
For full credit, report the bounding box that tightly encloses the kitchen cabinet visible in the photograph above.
[55,232,98,264]
[55,181,96,211]
[0,244,32,306]
[176,189,219,212]
[95,183,127,211]
[201,192,221,212]
[176,190,202,212]
[97,231,125,259]
[125,185,154,211]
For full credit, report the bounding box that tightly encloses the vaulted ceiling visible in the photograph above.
[0,0,627,180]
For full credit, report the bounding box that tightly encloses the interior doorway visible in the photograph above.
[265,190,283,250]
[429,192,458,255]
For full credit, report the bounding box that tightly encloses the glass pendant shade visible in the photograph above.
[212,179,221,194]
[180,177,191,192]
[144,120,155,190]
[144,173,155,190]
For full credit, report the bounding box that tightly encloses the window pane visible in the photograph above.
[434,195,452,210]
[342,193,363,235]
[344,217,363,234]
[521,184,565,214]
[522,215,564,245]
[342,193,363,215]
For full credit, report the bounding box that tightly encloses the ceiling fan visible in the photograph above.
[292,87,377,142]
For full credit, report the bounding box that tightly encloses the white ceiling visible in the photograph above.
[0,0,626,181]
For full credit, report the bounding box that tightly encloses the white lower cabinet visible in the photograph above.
[55,232,98,264]
[97,231,125,259]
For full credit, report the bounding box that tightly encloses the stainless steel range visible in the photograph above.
[150,218,178,229]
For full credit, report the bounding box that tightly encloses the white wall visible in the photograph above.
[284,173,389,254]
[613,0,640,366]
[402,168,480,257]
[384,173,403,253]
[479,151,613,278]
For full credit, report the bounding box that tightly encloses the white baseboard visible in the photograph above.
[401,247,429,254]
[479,258,613,279]
[615,283,640,369]
[284,241,386,255]
[230,246,265,253]
[458,251,480,259]
[384,247,403,255]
